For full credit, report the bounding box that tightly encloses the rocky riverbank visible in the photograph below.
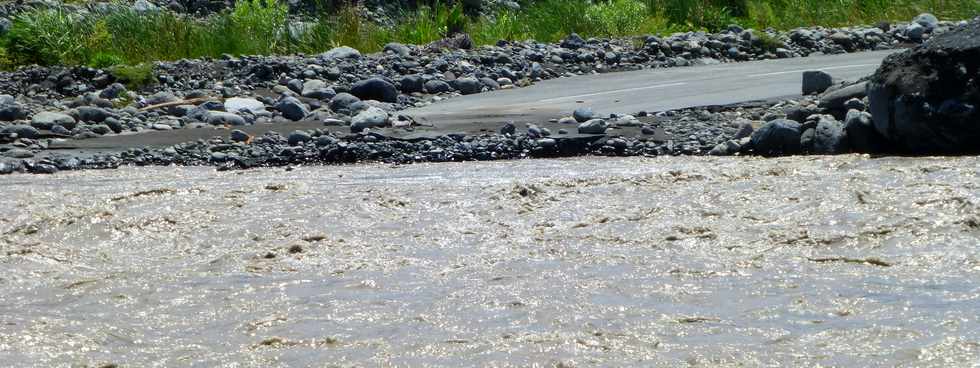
[0,13,973,174]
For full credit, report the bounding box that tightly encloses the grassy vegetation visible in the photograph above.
[0,0,976,70]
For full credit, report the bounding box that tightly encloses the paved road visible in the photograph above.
[406,50,896,131]
[49,50,896,153]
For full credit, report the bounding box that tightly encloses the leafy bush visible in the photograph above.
[88,52,124,68]
[110,63,156,90]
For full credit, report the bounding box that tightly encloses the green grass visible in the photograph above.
[0,0,977,70]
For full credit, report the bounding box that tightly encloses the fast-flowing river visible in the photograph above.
[2,155,979,367]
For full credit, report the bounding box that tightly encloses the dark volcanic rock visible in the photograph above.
[750,119,802,155]
[801,115,847,154]
[275,96,309,121]
[424,80,451,94]
[844,109,881,152]
[802,70,833,95]
[351,78,398,103]
[328,93,361,113]
[819,82,867,111]
[0,103,26,121]
[453,77,482,95]
[868,19,980,153]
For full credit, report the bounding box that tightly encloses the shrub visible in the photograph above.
[110,63,156,90]
[88,53,124,68]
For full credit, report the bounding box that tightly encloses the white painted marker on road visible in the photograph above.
[539,82,687,103]
[748,63,878,78]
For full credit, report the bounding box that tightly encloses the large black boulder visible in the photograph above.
[350,78,398,103]
[750,119,802,155]
[867,19,980,153]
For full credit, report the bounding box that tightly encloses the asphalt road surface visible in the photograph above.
[49,50,896,154]
[406,49,896,130]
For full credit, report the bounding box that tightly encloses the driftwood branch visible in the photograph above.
[139,97,216,112]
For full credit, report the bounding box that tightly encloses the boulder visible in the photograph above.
[207,112,246,126]
[224,97,266,114]
[383,42,412,57]
[867,19,980,153]
[145,91,177,105]
[843,109,880,153]
[1,124,39,139]
[230,129,250,143]
[350,106,389,133]
[328,93,361,113]
[818,82,867,111]
[31,112,76,130]
[802,70,834,95]
[424,80,451,94]
[913,13,939,30]
[453,77,482,95]
[399,75,425,94]
[287,130,312,146]
[319,46,361,60]
[0,103,26,121]
[577,119,608,134]
[573,107,594,123]
[301,80,336,100]
[274,96,309,121]
[350,78,398,103]
[561,33,586,49]
[99,83,127,99]
[750,119,802,155]
[801,115,848,154]
[76,106,111,123]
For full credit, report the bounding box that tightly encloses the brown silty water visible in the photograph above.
[1,155,979,367]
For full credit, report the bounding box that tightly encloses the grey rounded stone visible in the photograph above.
[319,46,361,60]
[350,107,389,133]
[99,83,127,99]
[274,97,309,121]
[914,13,939,30]
[224,97,266,114]
[2,124,39,139]
[573,107,594,123]
[384,42,412,57]
[207,112,247,126]
[287,130,312,146]
[424,80,451,94]
[328,93,361,113]
[577,119,609,134]
[301,80,336,100]
[453,77,483,95]
[0,103,26,121]
[31,112,76,130]
[76,106,111,123]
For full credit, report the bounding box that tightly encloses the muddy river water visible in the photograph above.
[1,155,979,367]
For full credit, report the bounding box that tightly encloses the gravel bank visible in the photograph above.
[0,14,972,174]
